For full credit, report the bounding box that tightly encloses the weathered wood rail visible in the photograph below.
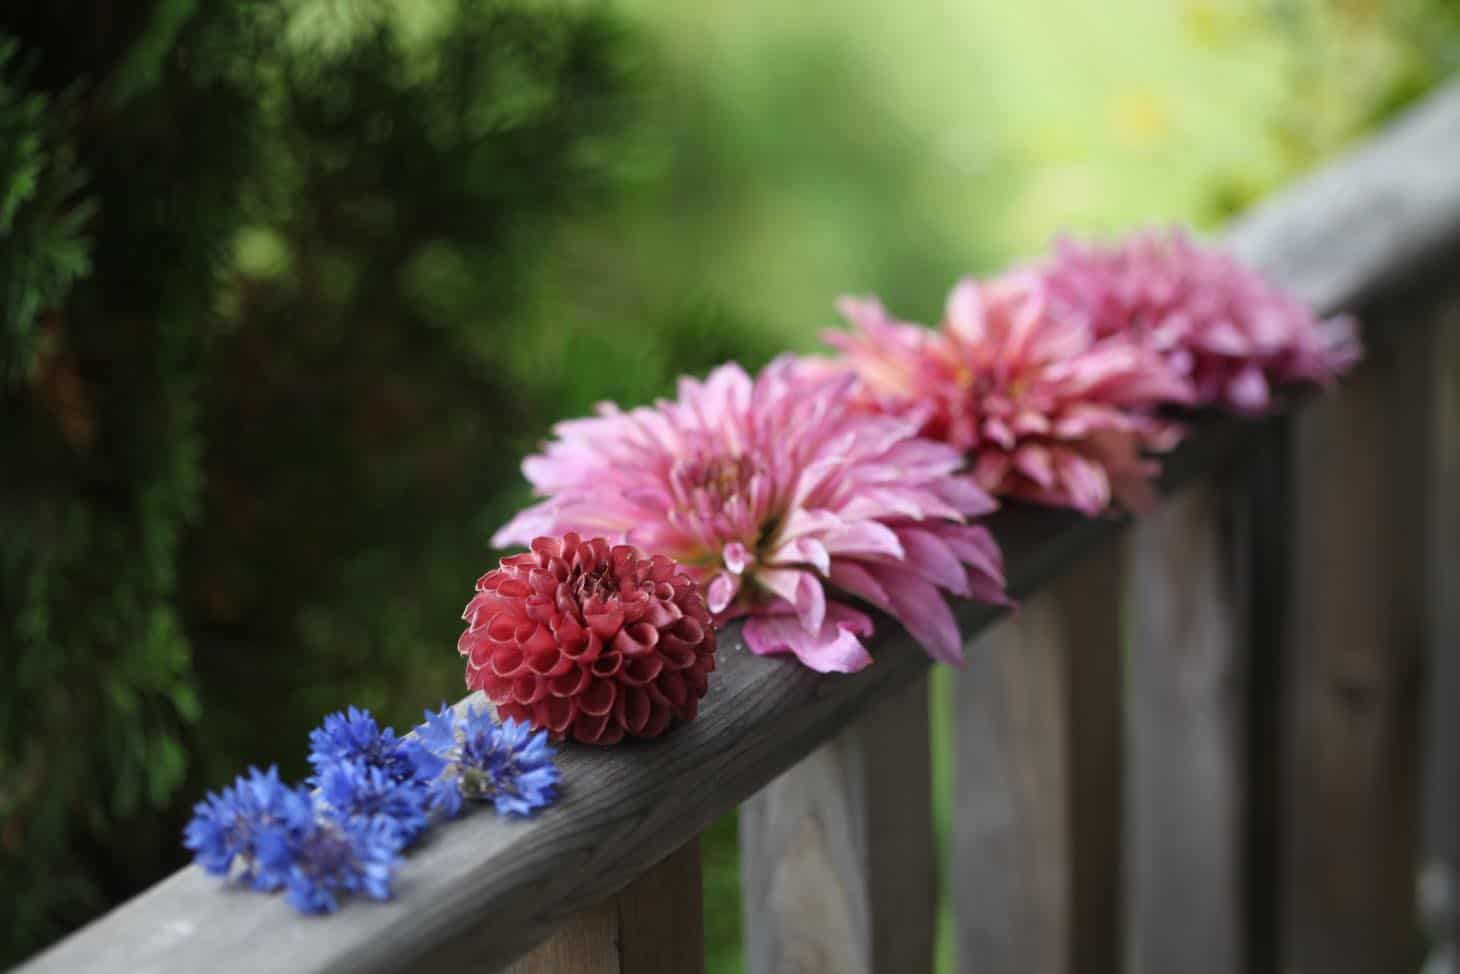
[17,81,1460,974]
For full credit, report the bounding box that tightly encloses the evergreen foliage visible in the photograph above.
[183,0,638,797]
[0,0,636,963]
[1,2,273,957]
[0,39,91,384]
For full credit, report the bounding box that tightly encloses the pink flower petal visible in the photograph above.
[934,475,1000,518]
[706,573,737,614]
[723,542,750,574]
[896,526,971,597]
[774,536,831,577]
[828,561,892,613]
[932,522,1006,591]
[1226,364,1270,414]
[1013,444,1056,488]
[944,278,986,344]
[821,520,906,559]
[1053,450,1111,516]
[875,570,965,666]
[743,603,875,674]
[757,568,826,634]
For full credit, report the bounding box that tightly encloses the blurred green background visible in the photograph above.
[1,0,1456,968]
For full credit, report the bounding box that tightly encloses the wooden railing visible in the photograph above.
[17,81,1460,974]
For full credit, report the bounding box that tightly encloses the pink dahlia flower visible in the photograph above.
[1040,228,1361,413]
[493,357,1007,673]
[827,273,1194,515]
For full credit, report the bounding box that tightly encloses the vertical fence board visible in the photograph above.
[1282,338,1427,974]
[619,838,705,974]
[954,591,1069,974]
[504,839,704,974]
[952,540,1124,974]
[740,674,936,974]
[1417,303,1460,973]
[1125,484,1248,974]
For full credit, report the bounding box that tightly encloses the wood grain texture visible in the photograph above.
[739,675,935,974]
[951,541,1124,974]
[1124,484,1249,974]
[1280,332,1430,974]
[505,839,702,974]
[18,79,1460,974]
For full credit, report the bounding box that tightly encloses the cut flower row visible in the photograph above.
[471,228,1359,734]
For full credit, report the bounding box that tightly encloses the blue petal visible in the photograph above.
[427,776,464,818]
[415,703,459,757]
[285,874,338,915]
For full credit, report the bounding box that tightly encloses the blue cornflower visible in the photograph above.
[183,765,296,891]
[251,788,400,917]
[257,791,404,915]
[307,706,444,843]
[188,703,563,916]
[307,706,441,786]
[185,764,404,914]
[316,759,431,845]
[414,704,560,818]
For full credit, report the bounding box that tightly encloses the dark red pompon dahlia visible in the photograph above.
[459,534,717,745]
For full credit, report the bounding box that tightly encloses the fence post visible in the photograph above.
[1124,481,1250,974]
[739,673,937,974]
[1417,302,1460,974]
[1281,321,1430,974]
[951,540,1124,974]
[505,839,704,974]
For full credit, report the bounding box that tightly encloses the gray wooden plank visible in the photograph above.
[17,77,1460,974]
[952,587,1071,974]
[739,675,935,974]
[951,541,1124,974]
[1124,484,1249,974]
[1280,330,1430,973]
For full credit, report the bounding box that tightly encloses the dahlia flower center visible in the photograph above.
[956,366,1003,402]
[671,453,755,508]
[569,563,620,605]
